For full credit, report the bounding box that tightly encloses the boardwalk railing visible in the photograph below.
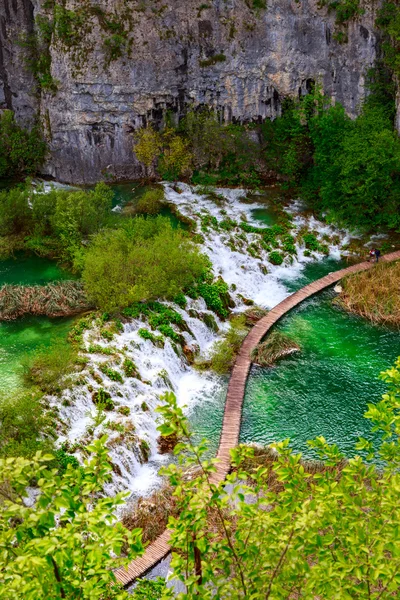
[116,250,400,586]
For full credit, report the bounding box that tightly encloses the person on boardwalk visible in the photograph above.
[375,248,381,262]
[369,248,375,262]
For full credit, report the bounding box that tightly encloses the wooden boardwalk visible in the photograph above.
[115,250,400,586]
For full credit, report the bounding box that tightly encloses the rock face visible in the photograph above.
[0,0,391,183]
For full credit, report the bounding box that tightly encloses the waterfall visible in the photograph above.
[50,185,351,497]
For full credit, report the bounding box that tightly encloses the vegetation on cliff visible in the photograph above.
[0,111,46,181]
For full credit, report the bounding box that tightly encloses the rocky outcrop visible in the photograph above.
[0,0,388,183]
[0,0,38,124]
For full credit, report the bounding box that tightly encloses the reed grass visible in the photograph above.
[337,262,400,326]
[0,280,92,320]
[251,330,300,366]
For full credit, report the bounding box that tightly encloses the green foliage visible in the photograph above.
[268,250,284,265]
[263,85,400,232]
[318,0,363,24]
[157,365,400,598]
[53,444,80,475]
[92,388,114,411]
[376,2,400,77]
[0,111,46,180]
[122,358,139,378]
[82,217,208,312]
[22,341,79,394]
[99,363,124,383]
[138,328,164,346]
[0,182,114,269]
[134,110,261,186]
[135,188,165,215]
[131,578,166,599]
[50,183,113,263]
[0,437,143,599]
[203,315,248,374]
[0,391,53,458]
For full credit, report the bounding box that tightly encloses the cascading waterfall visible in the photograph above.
[51,184,352,497]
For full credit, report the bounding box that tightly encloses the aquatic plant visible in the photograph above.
[0,281,92,321]
[251,331,301,366]
[338,261,400,326]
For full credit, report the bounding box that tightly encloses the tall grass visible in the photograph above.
[0,280,92,320]
[337,262,400,326]
[251,331,300,366]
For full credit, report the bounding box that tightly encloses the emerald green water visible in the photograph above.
[241,291,400,456]
[0,253,72,286]
[0,254,74,393]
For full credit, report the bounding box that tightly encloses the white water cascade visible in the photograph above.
[51,184,352,497]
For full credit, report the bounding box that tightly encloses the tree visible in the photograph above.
[82,216,208,312]
[157,357,400,599]
[0,111,46,180]
[134,126,162,169]
[0,437,143,599]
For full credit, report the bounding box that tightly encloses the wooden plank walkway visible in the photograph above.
[115,250,400,585]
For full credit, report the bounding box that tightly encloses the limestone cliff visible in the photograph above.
[0,0,393,183]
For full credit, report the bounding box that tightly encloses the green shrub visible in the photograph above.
[122,358,139,378]
[135,188,165,215]
[0,391,53,458]
[82,217,208,312]
[202,315,248,374]
[92,388,114,411]
[117,405,131,416]
[269,251,284,266]
[22,341,79,394]
[173,292,187,308]
[131,578,166,599]
[54,445,80,475]
[99,364,123,383]
[138,328,164,346]
[0,111,46,180]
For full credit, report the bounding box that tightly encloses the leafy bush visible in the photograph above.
[82,217,208,312]
[99,364,124,383]
[122,358,139,378]
[201,315,248,374]
[0,182,114,268]
[0,437,143,599]
[23,341,79,394]
[92,388,114,411]
[131,578,166,599]
[0,391,53,458]
[138,328,164,346]
[0,111,46,180]
[269,251,284,265]
[135,188,165,215]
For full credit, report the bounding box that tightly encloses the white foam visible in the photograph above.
[51,184,351,497]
